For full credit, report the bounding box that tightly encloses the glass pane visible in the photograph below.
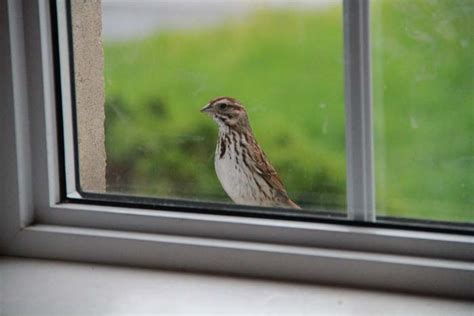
[69,0,346,212]
[372,0,473,222]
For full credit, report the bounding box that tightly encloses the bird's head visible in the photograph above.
[200,96,250,131]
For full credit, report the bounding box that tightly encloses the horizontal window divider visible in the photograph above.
[4,224,473,300]
[32,201,474,262]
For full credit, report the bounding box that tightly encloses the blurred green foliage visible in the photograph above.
[103,0,473,222]
[372,0,473,221]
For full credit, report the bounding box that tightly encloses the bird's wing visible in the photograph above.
[249,140,288,197]
[245,133,300,209]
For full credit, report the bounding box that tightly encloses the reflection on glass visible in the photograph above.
[372,0,473,222]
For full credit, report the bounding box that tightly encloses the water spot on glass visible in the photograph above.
[435,20,457,40]
[415,68,436,83]
[410,116,419,129]
[405,26,433,43]
[322,118,328,135]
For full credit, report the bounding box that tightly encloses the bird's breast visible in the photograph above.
[215,134,256,205]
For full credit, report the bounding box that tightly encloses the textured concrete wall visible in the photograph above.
[71,0,106,192]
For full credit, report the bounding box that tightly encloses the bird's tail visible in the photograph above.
[287,199,301,209]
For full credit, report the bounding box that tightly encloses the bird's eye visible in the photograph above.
[218,103,228,110]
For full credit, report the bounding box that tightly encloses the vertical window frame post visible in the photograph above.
[343,0,375,222]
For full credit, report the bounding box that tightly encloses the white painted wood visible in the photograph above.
[1,257,473,316]
[43,203,474,262]
[4,224,474,299]
[343,0,376,222]
[0,0,35,245]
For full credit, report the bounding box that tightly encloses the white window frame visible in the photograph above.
[1,0,473,299]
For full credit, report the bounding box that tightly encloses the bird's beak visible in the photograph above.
[200,103,213,113]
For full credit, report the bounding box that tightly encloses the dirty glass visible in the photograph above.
[372,0,474,222]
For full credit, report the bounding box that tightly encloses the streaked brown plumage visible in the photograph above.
[201,96,300,209]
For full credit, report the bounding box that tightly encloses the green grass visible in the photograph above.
[103,1,473,222]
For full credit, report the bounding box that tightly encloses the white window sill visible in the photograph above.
[1,256,473,316]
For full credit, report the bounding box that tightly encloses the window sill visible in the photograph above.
[3,221,474,300]
[1,256,473,315]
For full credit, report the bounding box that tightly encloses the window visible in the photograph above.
[1,0,473,300]
[65,0,473,226]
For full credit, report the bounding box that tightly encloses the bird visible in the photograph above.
[200,96,300,209]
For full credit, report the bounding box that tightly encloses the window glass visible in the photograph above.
[71,0,346,212]
[372,0,473,222]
